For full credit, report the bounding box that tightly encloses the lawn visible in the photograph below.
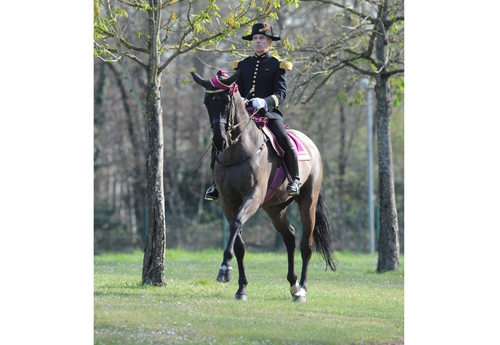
[94,249,404,344]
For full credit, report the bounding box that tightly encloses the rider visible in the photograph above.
[205,22,300,201]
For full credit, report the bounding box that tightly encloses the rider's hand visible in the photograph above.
[251,98,267,111]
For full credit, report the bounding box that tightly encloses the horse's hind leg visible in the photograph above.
[293,191,318,302]
[264,203,298,296]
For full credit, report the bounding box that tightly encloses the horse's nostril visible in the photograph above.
[214,139,226,152]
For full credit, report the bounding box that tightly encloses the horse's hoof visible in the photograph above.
[235,293,248,301]
[293,295,306,302]
[292,284,306,302]
[216,266,233,283]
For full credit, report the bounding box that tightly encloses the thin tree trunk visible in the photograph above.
[167,71,183,246]
[110,63,147,244]
[336,103,347,245]
[142,80,167,285]
[142,1,167,285]
[375,4,400,272]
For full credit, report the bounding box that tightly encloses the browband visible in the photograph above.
[207,70,239,96]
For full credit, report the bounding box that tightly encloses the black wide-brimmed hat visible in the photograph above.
[242,23,281,41]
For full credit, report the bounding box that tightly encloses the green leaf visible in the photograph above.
[115,8,128,18]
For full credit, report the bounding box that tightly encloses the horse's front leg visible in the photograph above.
[216,215,242,283]
[217,196,260,301]
[233,233,248,300]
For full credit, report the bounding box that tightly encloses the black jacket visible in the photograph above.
[233,52,292,120]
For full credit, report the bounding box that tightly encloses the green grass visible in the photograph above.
[94,249,404,344]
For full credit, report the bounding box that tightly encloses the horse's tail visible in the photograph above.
[313,189,337,272]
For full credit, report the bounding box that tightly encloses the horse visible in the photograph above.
[191,69,336,302]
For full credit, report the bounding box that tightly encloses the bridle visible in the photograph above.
[205,72,259,147]
[203,70,265,165]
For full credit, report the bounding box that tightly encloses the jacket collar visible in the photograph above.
[254,52,271,59]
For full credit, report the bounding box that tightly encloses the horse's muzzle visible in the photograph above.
[212,118,228,152]
[214,139,227,152]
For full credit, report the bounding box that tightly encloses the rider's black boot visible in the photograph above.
[205,183,219,201]
[205,147,219,201]
[283,148,301,196]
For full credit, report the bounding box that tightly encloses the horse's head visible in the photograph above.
[191,70,241,152]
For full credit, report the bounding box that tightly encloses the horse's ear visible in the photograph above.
[223,70,241,86]
[191,71,210,88]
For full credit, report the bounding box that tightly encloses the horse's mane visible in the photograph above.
[233,91,250,119]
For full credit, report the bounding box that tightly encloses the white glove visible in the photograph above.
[251,98,268,111]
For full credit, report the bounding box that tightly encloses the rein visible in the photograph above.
[227,104,260,145]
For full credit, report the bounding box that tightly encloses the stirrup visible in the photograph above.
[205,186,219,201]
[286,180,301,196]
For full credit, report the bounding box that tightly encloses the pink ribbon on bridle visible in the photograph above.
[209,70,239,96]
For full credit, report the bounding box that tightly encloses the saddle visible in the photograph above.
[252,115,311,202]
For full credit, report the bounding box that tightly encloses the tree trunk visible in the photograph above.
[142,1,167,285]
[142,80,167,285]
[336,103,347,245]
[375,4,400,272]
